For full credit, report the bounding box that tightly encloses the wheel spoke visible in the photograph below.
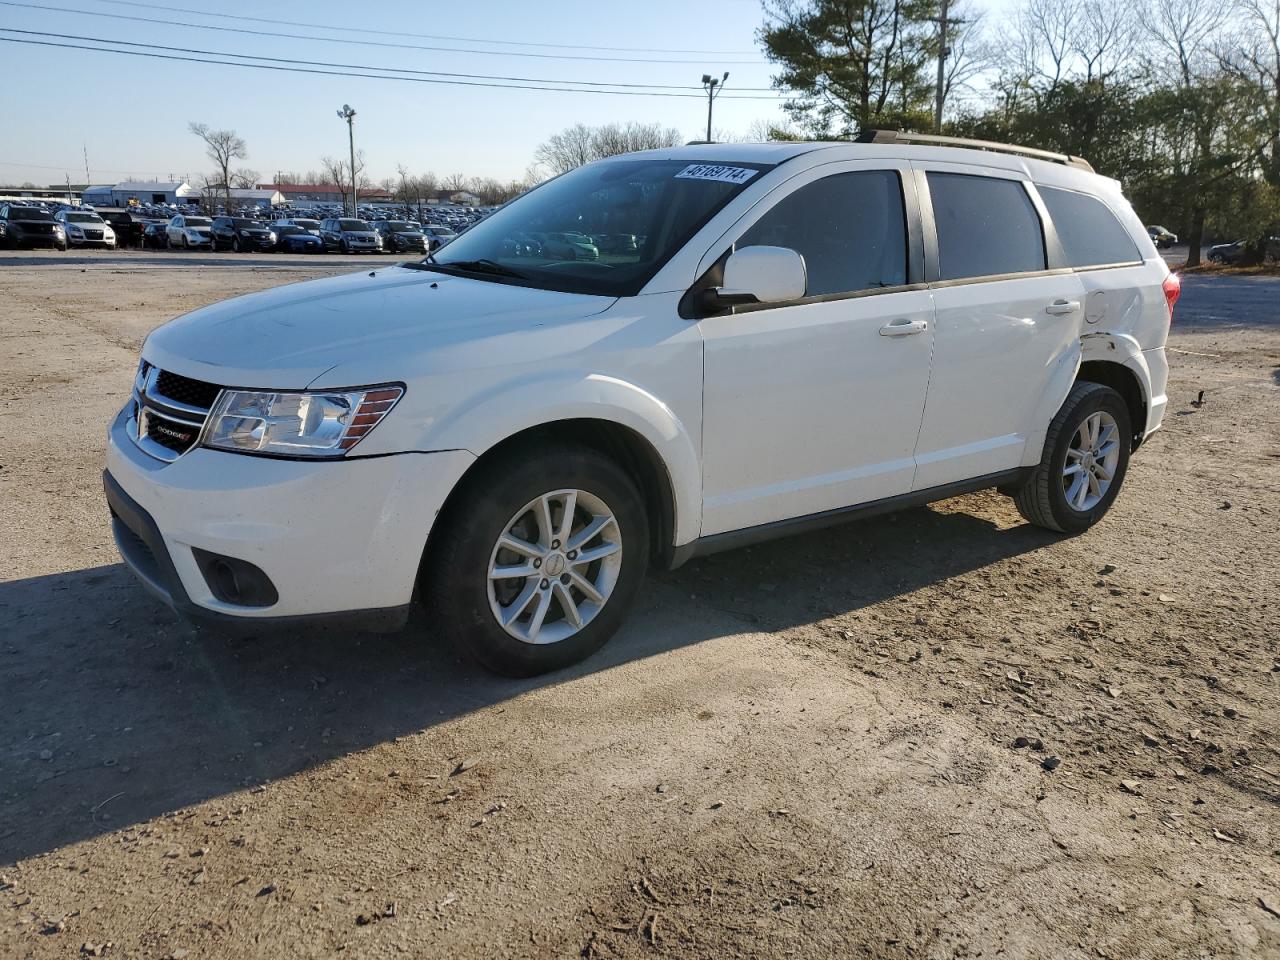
[490,562,537,581]
[500,581,539,626]
[572,541,621,566]
[1066,474,1086,509]
[1096,422,1116,450]
[568,514,615,552]
[1094,461,1114,482]
[553,581,582,628]
[525,588,553,642]
[1063,462,1084,477]
[568,569,605,605]
[1065,447,1085,461]
[1087,413,1101,448]
[534,495,555,549]
[1097,440,1119,459]
[497,533,541,560]
[555,490,577,544]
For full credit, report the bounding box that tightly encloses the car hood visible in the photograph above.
[142,265,617,388]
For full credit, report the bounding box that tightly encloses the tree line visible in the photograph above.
[757,0,1280,265]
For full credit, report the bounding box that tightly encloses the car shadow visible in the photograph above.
[0,499,1055,864]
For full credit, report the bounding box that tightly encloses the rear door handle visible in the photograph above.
[1046,299,1081,316]
[879,319,928,337]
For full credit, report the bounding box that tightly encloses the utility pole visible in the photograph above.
[701,72,729,142]
[337,104,357,217]
[82,143,90,185]
[930,0,966,133]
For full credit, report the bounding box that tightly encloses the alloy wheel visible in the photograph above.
[486,489,622,645]
[1063,411,1120,511]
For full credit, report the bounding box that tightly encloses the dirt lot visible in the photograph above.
[1,249,1277,959]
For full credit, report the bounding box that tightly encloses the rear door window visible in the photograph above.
[927,172,1046,281]
[737,170,908,296]
[1039,186,1142,267]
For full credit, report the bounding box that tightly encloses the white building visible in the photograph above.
[225,188,286,208]
[82,181,196,206]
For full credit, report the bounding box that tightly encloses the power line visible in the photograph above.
[0,34,794,100]
[84,0,761,56]
[0,1,768,65]
[0,27,784,92]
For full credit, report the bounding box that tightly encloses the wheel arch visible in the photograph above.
[435,418,681,567]
[1076,356,1148,449]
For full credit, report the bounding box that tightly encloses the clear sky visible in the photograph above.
[1,0,806,188]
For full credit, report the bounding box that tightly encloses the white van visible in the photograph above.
[106,132,1178,675]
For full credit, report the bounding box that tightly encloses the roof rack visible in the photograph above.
[855,130,1094,173]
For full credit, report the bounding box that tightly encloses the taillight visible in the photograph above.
[1162,273,1181,322]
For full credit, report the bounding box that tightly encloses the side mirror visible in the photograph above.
[705,245,807,311]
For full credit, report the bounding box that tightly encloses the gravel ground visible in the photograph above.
[1,250,1277,959]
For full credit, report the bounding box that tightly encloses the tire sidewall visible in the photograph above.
[1047,387,1132,533]
[430,448,649,677]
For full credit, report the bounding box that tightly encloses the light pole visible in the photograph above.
[701,72,728,143]
[336,104,357,217]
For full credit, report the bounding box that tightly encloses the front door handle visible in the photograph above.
[1046,299,1081,316]
[879,318,928,337]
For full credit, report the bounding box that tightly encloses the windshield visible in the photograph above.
[339,219,370,230]
[12,208,54,221]
[276,225,303,235]
[385,221,418,232]
[185,217,211,227]
[231,218,261,229]
[418,158,766,296]
[66,212,103,223]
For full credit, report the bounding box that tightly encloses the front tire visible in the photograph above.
[1011,382,1132,534]
[425,442,650,676]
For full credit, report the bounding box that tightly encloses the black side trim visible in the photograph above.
[668,468,1030,568]
[103,471,410,635]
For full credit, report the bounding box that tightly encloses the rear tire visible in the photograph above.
[424,442,649,677]
[1011,382,1132,534]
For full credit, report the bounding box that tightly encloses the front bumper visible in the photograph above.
[105,407,475,632]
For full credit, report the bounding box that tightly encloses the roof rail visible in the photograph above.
[855,130,1094,173]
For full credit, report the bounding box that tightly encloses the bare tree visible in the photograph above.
[188,122,247,208]
[442,172,470,192]
[229,168,259,189]
[531,122,683,177]
[320,155,352,209]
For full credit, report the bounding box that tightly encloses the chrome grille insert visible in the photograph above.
[128,362,222,462]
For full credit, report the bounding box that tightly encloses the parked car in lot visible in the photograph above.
[142,222,169,250]
[1146,225,1177,248]
[165,215,213,249]
[372,220,428,254]
[538,231,600,260]
[211,217,276,252]
[319,217,381,253]
[54,209,117,248]
[273,224,324,253]
[1207,236,1280,264]
[105,134,1177,677]
[275,218,322,236]
[1,204,65,249]
[420,224,457,251]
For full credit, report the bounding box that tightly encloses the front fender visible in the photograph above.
[421,372,702,547]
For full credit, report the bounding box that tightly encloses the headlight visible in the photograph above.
[268,230,277,241]
[203,385,403,458]
[54,225,65,236]
[186,229,202,239]
[104,227,115,237]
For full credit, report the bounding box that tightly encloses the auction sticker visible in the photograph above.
[674,164,759,185]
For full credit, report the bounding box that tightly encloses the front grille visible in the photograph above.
[83,229,104,240]
[155,370,221,409]
[144,412,201,453]
[131,365,223,462]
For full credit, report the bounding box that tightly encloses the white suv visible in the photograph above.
[106,133,1178,676]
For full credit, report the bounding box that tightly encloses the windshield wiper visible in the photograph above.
[438,258,528,280]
